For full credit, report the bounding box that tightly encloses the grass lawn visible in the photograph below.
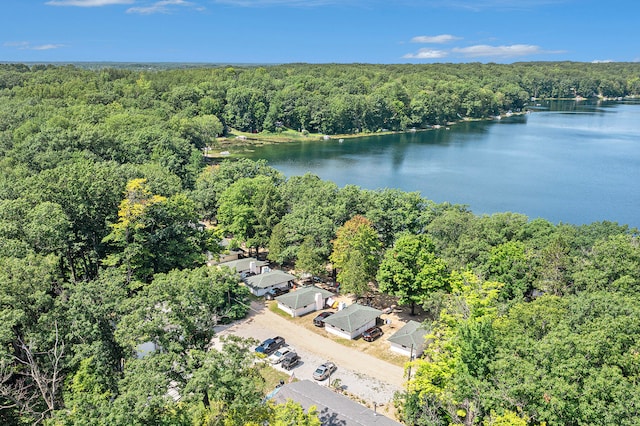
[208,127,396,158]
[256,361,293,394]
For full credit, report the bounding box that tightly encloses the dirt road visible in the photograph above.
[213,300,405,406]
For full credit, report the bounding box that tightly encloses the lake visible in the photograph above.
[242,100,640,228]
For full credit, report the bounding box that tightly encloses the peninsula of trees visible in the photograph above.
[1,62,639,425]
[2,61,640,144]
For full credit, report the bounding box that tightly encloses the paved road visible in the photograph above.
[212,301,405,406]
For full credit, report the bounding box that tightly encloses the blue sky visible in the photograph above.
[2,0,639,64]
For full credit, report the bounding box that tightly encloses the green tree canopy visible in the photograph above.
[377,233,450,315]
[103,178,212,285]
[491,292,640,425]
[191,158,283,220]
[217,175,285,255]
[268,174,341,265]
[403,271,502,426]
[330,215,381,297]
[115,266,249,355]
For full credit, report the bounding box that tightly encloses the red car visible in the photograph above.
[362,326,383,342]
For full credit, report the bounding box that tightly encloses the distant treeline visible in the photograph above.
[1,62,639,140]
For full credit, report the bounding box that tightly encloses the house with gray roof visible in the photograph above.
[217,257,268,277]
[244,269,296,297]
[387,320,429,358]
[269,380,402,426]
[322,303,382,340]
[275,286,335,317]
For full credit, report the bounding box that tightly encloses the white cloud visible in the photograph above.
[452,44,542,58]
[411,34,461,44]
[127,0,203,13]
[46,0,134,6]
[32,44,66,50]
[212,0,340,6]
[414,0,570,12]
[3,41,31,48]
[592,59,613,63]
[403,48,448,59]
[3,41,65,50]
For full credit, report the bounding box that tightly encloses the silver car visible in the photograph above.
[313,361,337,381]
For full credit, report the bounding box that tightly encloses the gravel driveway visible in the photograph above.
[212,300,405,407]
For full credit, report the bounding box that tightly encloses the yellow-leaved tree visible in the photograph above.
[103,178,213,287]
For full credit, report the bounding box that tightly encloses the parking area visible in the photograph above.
[212,299,407,408]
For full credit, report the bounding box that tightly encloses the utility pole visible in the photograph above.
[407,343,414,380]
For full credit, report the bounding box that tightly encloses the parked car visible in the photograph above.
[362,326,383,342]
[255,336,285,355]
[265,287,290,300]
[313,311,334,327]
[280,352,300,370]
[313,361,337,381]
[268,347,293,364]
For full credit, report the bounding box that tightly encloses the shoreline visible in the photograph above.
[206,95,637,159]
[208,114,515,159]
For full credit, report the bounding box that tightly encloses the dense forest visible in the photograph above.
[1,62,639,425]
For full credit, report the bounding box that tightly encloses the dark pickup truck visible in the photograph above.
[255,336,286,355]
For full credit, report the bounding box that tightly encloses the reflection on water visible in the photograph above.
[243,100,640,227]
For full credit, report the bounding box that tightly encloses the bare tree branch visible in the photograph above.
[2,321,66,423]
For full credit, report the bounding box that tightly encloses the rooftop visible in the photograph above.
[322,303,382,332]
[270,380,402,426]
[245,269,296,289]
[217,257,268,272]
[387,320,429,352]
[275,285,335,309]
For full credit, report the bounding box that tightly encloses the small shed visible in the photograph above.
[213,238,244,264]
[244,270,296,297]
[387,320,429,358]
[322,303,382,340]
[275,286,335,317]
[217,257,268,277]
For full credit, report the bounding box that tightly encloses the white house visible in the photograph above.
[244,270,296,297]
[387,320,429,358]
[217,257,268,277]
[322,303,382,340]
[275,286,335,317]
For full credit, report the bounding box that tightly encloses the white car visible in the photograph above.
[268,347,293,364]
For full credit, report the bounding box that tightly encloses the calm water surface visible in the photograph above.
[243,100,640,228]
